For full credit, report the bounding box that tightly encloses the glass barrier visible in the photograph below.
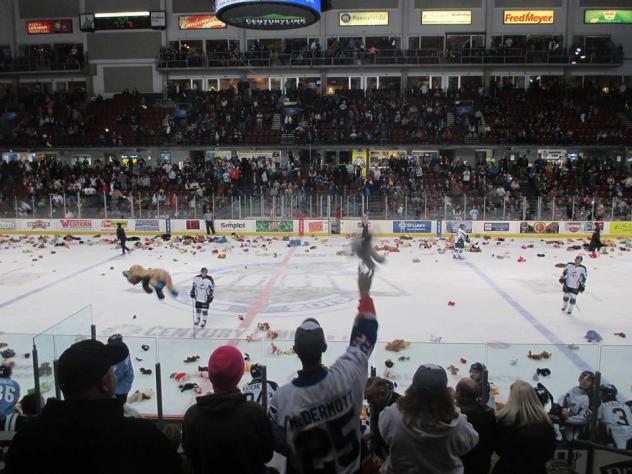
[2,334,44,399]
[597,345,632,401]
[41,305,93,337]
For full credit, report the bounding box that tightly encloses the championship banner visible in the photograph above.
[26,19,73,34]
[503,10,555,24]
[178,15,226,29]
[584,9,632,24]
[421,10,472,25]
[339,11,388,26]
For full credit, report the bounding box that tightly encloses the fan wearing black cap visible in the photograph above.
[5,339,182,474]
[108,334,134,404]
[190,267,214,328]
[558,370,595,441]
[378,364,479,473]
[268,268,378,474]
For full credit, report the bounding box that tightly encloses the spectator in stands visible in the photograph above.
[365,377,401,464]
[455,378,496,474]
[0,364,20,417]
[107,333,134,404]
[379,364,479,473]
[2,393,43,432]
[269,268,378,473]
[492,380,556,474]
[182,345,273,474]
[5,339,182,473]
[558,370,595,441]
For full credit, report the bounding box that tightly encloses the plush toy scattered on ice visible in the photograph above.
[122,265,178,300]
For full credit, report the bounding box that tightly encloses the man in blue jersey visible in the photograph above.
[0,364,20,417]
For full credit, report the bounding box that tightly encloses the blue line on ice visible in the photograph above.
[464,260,593,371]
[0,254,121,311]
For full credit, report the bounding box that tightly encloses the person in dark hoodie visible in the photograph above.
[182,345,273,474]
[456,378,497,474]
[379,364,479,474]
[492,380,556,474]
[5,339,181,474]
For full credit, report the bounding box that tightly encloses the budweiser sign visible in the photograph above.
[178,15,226,30]
[504,10,555,24]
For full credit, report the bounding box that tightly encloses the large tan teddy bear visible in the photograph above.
[123,264,178,300]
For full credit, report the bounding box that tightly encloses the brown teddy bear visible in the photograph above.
[123,264,178,300]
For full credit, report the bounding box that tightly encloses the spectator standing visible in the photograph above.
[379,364,479,474]
[116,222,130,255]
[204,207,215,235]
[0,365,20,417]
[269,269,378,473]
[6,339,181,473]
[492,380,556,474]
[455,378,496,474]
[365,377,401,464]
[182,345,273,474]
[108,333,134,404]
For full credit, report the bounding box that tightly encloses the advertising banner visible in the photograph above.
[584,9,632,24]
[446,221,473,233]
[503,10,555,24]
[0,220,16,230]
[421,10,472,25]
[520,221,559,234]
[186,220,201,230]
[609,222,632,236]
[178,15,226,29]
[26,19,73,34]
[393,220,432,234]
[101,219,128,230]
[307,221,328,233]
[564,222,598,234]
[256,220,293,233]
[339,11,388,26]
[216,0,321,29]
[26,220,51,230]
[135,219,160,232]
[483,222,510,232]
[59,219,92,230]
[217,220,255,233]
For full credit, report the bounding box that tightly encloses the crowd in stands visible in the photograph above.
[0,44,84,72]
[2,80,631,149]
[2,268,631,474]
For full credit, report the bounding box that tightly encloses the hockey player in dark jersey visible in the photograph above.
[268,268,378,474]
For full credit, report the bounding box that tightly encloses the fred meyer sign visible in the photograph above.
[421,10,471,25]
[585,9,632,24]
[340,11,388,26]
[504,10,555,24]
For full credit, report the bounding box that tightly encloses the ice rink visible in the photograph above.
[1,233,631,416]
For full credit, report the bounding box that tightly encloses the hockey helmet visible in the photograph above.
[200,267,208,274]
[250,363,263,379]
[108,333,123,344]
[0,364,12,378]
[600,384,618,402]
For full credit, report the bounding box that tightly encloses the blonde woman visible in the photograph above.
[492,380,556,474]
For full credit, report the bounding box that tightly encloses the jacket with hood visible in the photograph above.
[182,390,274,474]
[5,398,181,474]
[378,403,479,474]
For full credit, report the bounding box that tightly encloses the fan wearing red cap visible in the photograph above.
[182,345,274,474]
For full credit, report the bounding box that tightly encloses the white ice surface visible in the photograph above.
[1,234,631,416]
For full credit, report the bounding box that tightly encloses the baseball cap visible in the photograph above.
[58,339,129,397]
[412,364,448,392]
[294,318,327,358]
[208,345,244,392]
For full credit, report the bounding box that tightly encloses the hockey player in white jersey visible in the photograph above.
[268,268,378,474]
[190,267,214,328]
[559,255,587,315]
[453,224,469,260]
[598,384,632,449]
[559,370,594,441]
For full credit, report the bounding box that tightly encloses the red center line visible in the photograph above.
[228,248,296,346]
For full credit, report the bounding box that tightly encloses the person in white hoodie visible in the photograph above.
[378,364,479,474]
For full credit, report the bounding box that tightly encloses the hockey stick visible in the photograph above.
[192,299,197,339]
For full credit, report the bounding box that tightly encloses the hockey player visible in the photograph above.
[190,267,214,328]
[559,255,587,315]
[268,267,378,474]
[243,364,278,406]
[559,370,594,441]
[469,362,496,411]
[122,264,178,300]
[453,224,470,260]
[598,384,632,449]
[0,365,20,417]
